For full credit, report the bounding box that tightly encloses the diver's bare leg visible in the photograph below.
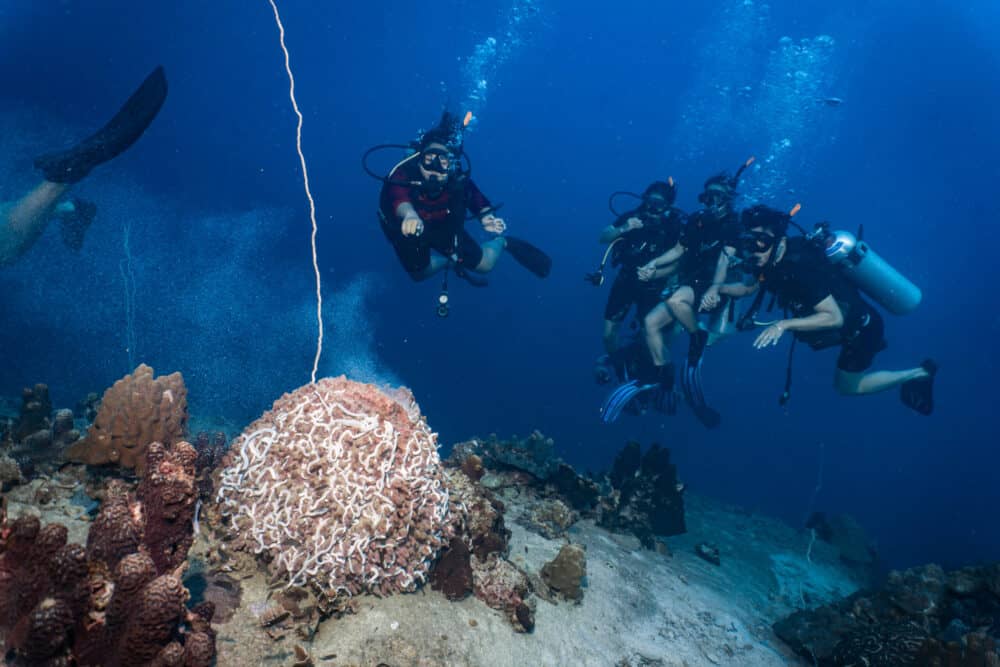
[0,181,70,266]
[835,367,929,395]
[643,302,675,367]
[473,237,506,273]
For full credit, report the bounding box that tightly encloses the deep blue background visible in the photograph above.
[1,1,996,570]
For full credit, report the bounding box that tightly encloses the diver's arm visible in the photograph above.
[600,220,637,244]
[780,295,844,332]
[395,202,423,236]
[754,294,843,348]
[700,249,731,310]
[720,281,757,297]
[395,201,418,220]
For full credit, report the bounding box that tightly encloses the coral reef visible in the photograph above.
[451,431,563,481]
[430,537,474,600]
[521,497,578,539]
[0,453,21,490]
[597,442,686,548]
[212,376,453,608]
[540,543,587,602]
[191,430,227,499]
[14,384,52,442]
[66,364,189,475]
[0,493,213,666]
[774,562,1000,666]
[86,440,199,574]
[471,553,534,632]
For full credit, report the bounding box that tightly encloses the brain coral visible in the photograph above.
[214,376,454,601]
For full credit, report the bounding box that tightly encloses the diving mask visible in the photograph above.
[420,148,454,175]
[739,230,777,256]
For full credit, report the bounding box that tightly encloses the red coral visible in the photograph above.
[87,441,198,575]
[1,508,213,667]
[138,442,198,573]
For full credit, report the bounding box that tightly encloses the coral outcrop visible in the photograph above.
[774,562,1000,666]
[598,442,685,547]
[212,377,453,608]
[0,472,213,667]
[87,440,199,575]
[540,543,587,602]
[66,364,188,475]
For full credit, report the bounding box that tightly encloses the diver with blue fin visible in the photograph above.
[604,160,752,427]
[725,204,936,414]
[364,111,550,317]
[1,66,167,266]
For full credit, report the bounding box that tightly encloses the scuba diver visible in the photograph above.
[367,111,550,315]
[725,204,936,414]
[603,160,752,427]
[591,180,685,388]
[1,66,167,267]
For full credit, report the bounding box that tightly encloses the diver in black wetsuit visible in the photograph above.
[593,180,685,385]
[725,205,937,414]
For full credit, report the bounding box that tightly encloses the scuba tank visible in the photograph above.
[813,224,922,315]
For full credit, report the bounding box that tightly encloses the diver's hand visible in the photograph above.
[753,322,786,349]
[636,263,656,281]
[700,285,721,311]
[402,215,424,237]
[481,214,506,234]
[625,216,643,231]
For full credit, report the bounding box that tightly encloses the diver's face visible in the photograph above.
[745,227,778,268]
[643,194,668,215]
[418,142,452,184]
[705,193,732,218]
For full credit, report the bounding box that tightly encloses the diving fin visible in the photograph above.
[504,236,552,278]
[681,356,722,429]
[601,380,655,424]
[900,359,937,416]
[35,66,168,184]
[692,404,722,429]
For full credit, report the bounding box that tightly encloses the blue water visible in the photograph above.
[1,0,997,572]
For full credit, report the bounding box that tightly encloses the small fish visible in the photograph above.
[819,96,843,107]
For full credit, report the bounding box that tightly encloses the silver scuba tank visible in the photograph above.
[822,229,922,315]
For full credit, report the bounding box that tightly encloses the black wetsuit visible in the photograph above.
[677,209,741,301]
[604,205,685,323]
[758,237,886,372]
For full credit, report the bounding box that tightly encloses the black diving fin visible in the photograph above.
[35,66,168,184]
[504,236,552,278]
[900,359,937,416]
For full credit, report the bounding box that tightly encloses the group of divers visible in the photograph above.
[365,110,937,424]
[0,68,936,425]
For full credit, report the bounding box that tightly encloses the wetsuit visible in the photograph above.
[758,237,887,372]
[604,205,685,323]
[379,156,492,279]
[677,209,741,301]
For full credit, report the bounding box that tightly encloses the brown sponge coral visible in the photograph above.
[66,364,188,475]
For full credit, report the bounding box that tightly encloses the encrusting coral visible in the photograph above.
[213,376,454,606]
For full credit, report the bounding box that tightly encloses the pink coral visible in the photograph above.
[214,376,453,602]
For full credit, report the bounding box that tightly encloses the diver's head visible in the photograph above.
[418,141,454,188]
[698,173,736,219]
[416,111,464,155]
[739,205,789,268]
[641,179,677,215]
